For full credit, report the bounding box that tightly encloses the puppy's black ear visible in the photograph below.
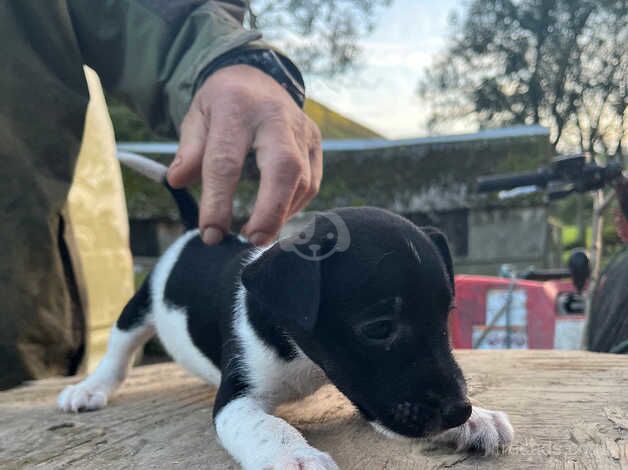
[241,245,321,331]
[422,227,455,293]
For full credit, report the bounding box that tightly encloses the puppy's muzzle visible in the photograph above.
[441,400,472,429]
[389,399,472,436]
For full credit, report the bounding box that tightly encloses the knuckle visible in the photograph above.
[206,154,242,180]
[209,131,238,152]
[275,151,304,178]
[262,101,304,131]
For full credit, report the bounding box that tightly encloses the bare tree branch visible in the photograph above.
[249,0,392,76]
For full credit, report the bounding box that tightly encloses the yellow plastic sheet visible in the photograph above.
[66,68,134,370]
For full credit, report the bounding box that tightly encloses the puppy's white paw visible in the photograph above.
[432,406,514,455]
[260,447,339,470]
[57,381,111,413]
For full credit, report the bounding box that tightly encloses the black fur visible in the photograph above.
[164,234,249,366]
[242,245,322,331]
[421,227,455,294]
[116,275,152,330]
[241,208,469,436]
[117,187,470,437]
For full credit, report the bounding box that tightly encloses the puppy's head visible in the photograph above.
[242,207,470,438]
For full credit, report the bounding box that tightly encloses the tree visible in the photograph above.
[419,0,627,159]
[248,0,392,75]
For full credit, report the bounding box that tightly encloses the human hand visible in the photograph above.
[167,65,322,246]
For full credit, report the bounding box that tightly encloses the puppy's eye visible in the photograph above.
[360,319,395,341]
[326,232,335,240]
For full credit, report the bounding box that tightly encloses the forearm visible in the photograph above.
[66,0,262,136]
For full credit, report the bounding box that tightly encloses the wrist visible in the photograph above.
[198,48,306,108]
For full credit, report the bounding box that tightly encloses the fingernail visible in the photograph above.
[249,232,272,246]
[202,227,224,245]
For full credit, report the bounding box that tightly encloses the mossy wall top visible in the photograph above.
[122,126,553,222]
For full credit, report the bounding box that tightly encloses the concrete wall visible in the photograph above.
[461,207,561,275]
[123,126,559,274]
[309,126,553,213]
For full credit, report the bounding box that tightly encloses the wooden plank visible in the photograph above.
[1,350,627,469]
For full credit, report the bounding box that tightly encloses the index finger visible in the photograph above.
[199,120,252,244]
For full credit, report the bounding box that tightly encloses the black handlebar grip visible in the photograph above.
[477,170,549,193]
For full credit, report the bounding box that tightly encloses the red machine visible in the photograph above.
[450,275,584,350]
[466,154,626,351]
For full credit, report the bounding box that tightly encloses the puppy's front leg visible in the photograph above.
[430,406,514,455]
[214,395,338,470]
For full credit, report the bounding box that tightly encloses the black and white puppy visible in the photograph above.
[58,154,513,469]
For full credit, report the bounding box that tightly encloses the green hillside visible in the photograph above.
[109,98,381,141]
[303,99,381,139]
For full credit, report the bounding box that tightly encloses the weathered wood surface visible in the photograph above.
[1,350,627,469]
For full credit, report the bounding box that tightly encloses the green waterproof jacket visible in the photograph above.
[0,0,266,389]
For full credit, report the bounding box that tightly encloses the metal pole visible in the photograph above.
[473,275,517,349]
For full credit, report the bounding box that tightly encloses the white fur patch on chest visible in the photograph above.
[233,284,328,406]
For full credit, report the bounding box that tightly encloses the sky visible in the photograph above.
[305,0,466,139]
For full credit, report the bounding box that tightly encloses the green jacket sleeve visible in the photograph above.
[67,0,263,136]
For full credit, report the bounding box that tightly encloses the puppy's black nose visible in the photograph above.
[441,401,472,429]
